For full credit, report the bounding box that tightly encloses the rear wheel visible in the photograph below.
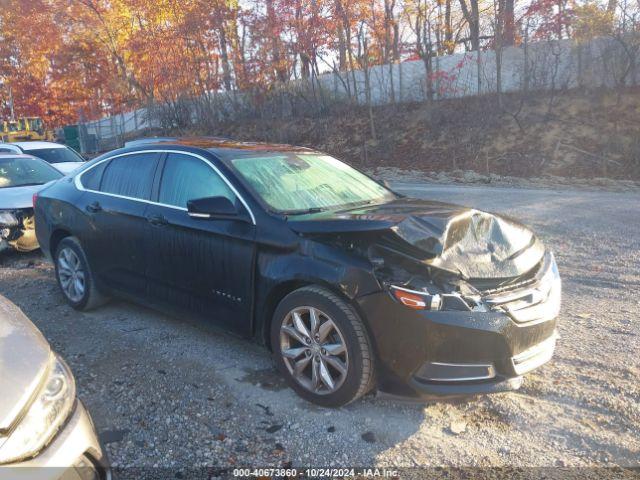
[271,286,375,407]
[55,237,108,311]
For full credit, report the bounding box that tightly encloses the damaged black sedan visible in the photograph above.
[34,139,561,407]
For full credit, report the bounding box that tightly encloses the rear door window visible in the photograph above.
[80,161,108,191]
[99,153,159,200]
[158,153,236,208]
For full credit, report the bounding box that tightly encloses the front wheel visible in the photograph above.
[271,286,375,407]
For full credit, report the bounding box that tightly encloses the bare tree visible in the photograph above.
[458,0,480,50]
[358,24,377,139]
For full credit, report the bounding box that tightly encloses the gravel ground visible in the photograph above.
[0,182,639,477]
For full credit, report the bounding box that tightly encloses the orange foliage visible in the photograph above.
[1,0,633,127]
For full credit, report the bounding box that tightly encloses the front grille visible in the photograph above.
[482,252,561,323]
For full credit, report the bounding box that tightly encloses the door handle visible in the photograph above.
[147,214,168,226]
[86,201,102,213]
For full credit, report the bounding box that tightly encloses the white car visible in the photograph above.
[0,294,110,478]
[0,142,85,175]
[0,154,63,252]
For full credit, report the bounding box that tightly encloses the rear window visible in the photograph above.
[99,153,158,199]
[26,147,84,164]
[80,161,108,191]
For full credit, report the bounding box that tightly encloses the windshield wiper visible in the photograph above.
[281,207,328,216]
[334,199,387,212]
[283,200,388,216]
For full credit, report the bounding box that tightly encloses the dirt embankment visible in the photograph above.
[202,88,640,180]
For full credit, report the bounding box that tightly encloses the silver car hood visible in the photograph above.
[0,184,43,210]
[0,296,50,434]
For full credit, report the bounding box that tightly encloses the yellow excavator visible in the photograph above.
[1,117,54,142]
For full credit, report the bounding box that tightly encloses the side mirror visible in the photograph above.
[187,196,244,221]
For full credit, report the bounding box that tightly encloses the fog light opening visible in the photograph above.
[416,361,497,382]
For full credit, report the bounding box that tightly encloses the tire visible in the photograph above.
[54,237,108,311]
[271,285,375,407]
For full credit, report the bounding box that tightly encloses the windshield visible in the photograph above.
[0,156,63,188]
[27,147,84,164]
[231,153,395,214]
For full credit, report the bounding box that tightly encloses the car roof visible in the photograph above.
[0,143,20,150]
[0,152,38,161]
[123,136,315,159]
[124,137,179,148]
[10,141,67,150]
[0,153,39,160]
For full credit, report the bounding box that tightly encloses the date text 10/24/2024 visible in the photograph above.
[233,468,400,477]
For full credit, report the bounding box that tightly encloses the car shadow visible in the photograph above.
[123,296,432,466]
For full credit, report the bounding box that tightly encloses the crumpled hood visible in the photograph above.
[0,296,51,434]
[288,198,545,279]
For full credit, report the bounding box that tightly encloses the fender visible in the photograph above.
[252,237,382,345]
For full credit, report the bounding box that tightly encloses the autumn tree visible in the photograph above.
[1,0,638,128]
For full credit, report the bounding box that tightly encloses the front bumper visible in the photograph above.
[357,286,559,400]
[3,402,110,480]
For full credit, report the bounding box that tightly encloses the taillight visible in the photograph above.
[391,286,441,310]
[32,192,38,209]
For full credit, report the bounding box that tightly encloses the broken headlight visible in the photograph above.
[389,284,479,311]
[0,354,76,464]
[0,211,18,227]
[390,285,442,310]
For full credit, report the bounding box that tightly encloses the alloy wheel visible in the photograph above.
[57,247,85,303]
[279,306,349,395]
